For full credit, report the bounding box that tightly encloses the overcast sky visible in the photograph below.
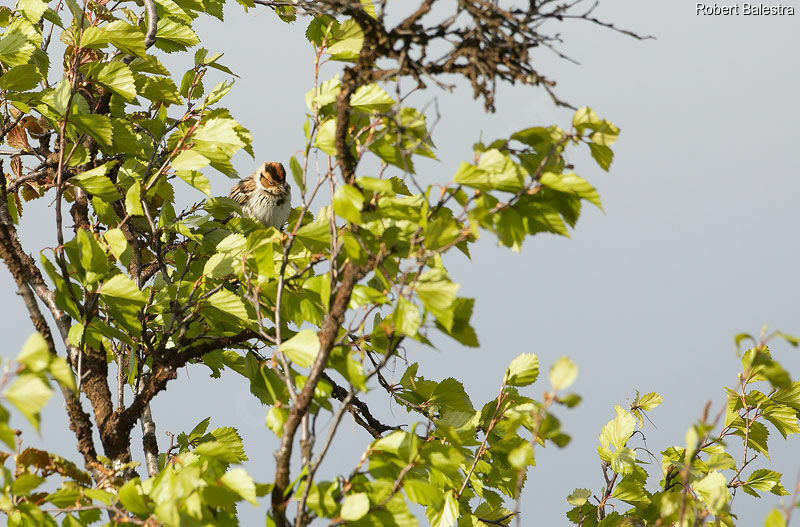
[3,1,800,525]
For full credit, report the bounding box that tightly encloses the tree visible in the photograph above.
[0,1,798,526]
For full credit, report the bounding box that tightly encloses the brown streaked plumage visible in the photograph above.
[229,161,291,229]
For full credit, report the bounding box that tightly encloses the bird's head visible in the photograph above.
[256,161,289,194]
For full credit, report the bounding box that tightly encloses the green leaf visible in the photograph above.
[745,469,787,497]
[333,184,364,224]
[0,28,35,68]
[77,228,110,281]
[173,152,210,172]
[4,374,52,431]
[17,0,48,22]
[100,274,146,304]
[504,353,539,387]
[610,447,636,475]
[0,64,40,91]
[692,471,730,515]
[393,297,420,337]
[11,473,45,495]
[82,61,137,100]
[51,77,72,116]
[305,75,340,111]
[280,329,320,368]
[635,391,662,411]
[566,488,592,507]
[104,20,147,58]
[427,490,458,527]
[313,117,337,155]
[599,405,635,451]
[266,406,288,436]
[71,113,114,147]
[404,479,442,507]
[48,357,76,392]
[508,442,533,469]
[327,18,363,61]
[125,183,144,216]
[118,479,149,516]
[762,404,800,438]
[154,18,200,52]
[416,269,459,331]
[539,172,603,211]
[207,289,249,321]
[137,76,182,105]
[203,252,236,279]
[351,83,394,111]
[775,331,800,347]
[572,107,601,130]
[289,155,304,192]
[588,143,613,171]
[220,468,257,505]
[17,333,49,372]
[549,356,578,391]
[103,228,132,266]
[70,162,121,201]
[611,476,650,507]
[175,170,211,196]
[340,492,369,521]
[765,509,787,527]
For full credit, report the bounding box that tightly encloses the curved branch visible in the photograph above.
[142,0,158,49]
[0,163,97,468]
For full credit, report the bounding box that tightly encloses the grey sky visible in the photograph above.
[2,1,799,525]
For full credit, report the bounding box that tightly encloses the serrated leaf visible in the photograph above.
[427,490,458,527]
[137,76,182,105]
[154,18,200,52]
[5,374,52,431]
[279,329,319,368]
[416,269,459,331]
[266,406,288,436]
[599,405,635,451]
[100,274,146,304]
[692,471,730,515]
[289,155,304,192]
[207,289,249,321]
[103,228,131,265]
[220,468,257,505]
[549,356,578,391]
[17,333,49,372]
[333,184,364,224]
[539,172,602,211]
[589,143,613,171]
[118,479,149,516]
[504,353,539,387]
[17,0,48,22]
[82,61,137,100]
[0,64,40,91]
[105,20,147,57]
[765,509,787,527]
[327,18,363,61]
[175,170,211,196]
[340,492,369,521]
[71,113,114,147]
[745,469,786,497]
[70,162,121,201]
[351,83,394,111]
[203,252,236,278]
[567,488,591,507]
[125,183,144,216]
[393,297,420,336]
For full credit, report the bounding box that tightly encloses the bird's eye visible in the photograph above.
[260,175,270,187]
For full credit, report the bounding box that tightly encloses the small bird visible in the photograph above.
[229,161,291,229]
